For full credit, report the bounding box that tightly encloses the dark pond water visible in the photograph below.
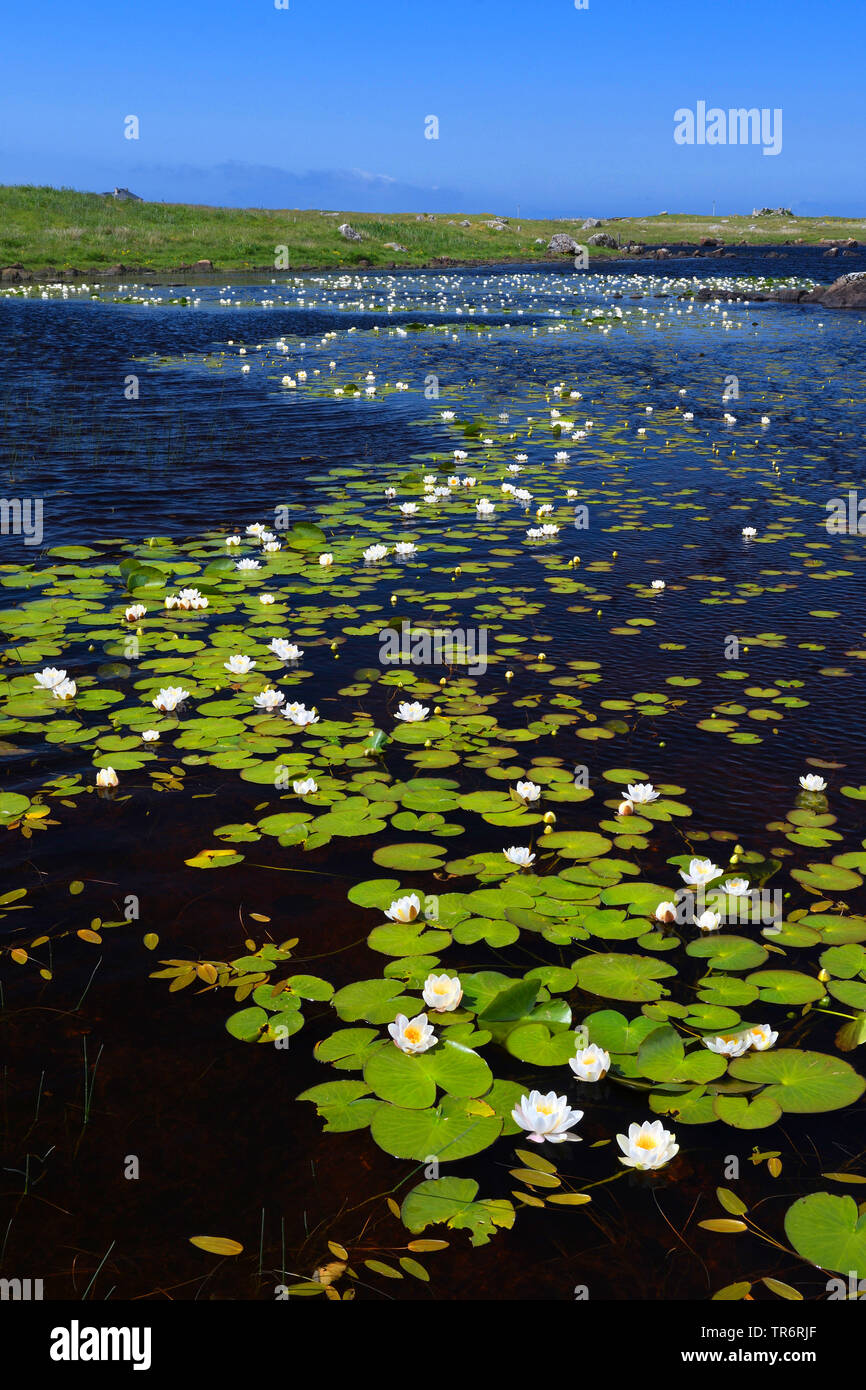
[1,251,865,1302]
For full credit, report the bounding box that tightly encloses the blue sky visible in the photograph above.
[2,0,864,215]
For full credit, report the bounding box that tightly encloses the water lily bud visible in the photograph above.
[618,799,634,816]
[818,968,830,983]
[538,652,546,661]
[439,677,447,687]
[424,738,432,749]
[330,641,337,650]
[136,627,143,637]
[573,555,580,565]
[596,610,602,617]
[390,595,397,605]
[434,706,442,715]
[543,823,553,835]
[612,550,618,558]
[543,811,556,824]
[505,670,514,681]
[454,566,462,575]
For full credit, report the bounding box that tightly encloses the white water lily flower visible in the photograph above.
[385,894,421,923]
[696,909,722,932]
[124,604,146,621]
[96,767,118,788]
[683,410,694,421]
[259,593,276,604]
[742,526,757,538]
[284,702,319,726]
[152,686,189,712]
[388,1012,437,1055]
[225,535,241,546]
[166,588,209,611]
[394,542,417,557]
[34,667,68,689]
[515,780,541,803]
[422,973,463,1012]
[512,1090,583,1144]
[225,654,256,674]
[441,410,455,421]
[141,729,160,742]
[476,499,496,516]
[395,701,429,722]
[236,558,261,571]
[704,1033,752,1058]
[748,1024,778,1051]
[721,878,749,896]
[399,503,418,516]
[680,857,722,887]
[318,553,334,567]
[799,773,827,792]
[569,1044,610,1082]
[503,846,535,868]
[650,579,666,590]
[254,688,285,710]
[52,678,77,700]
[293,777,318,796]
[245,522,265,536]
[364,544,389,563]
[384,487,397,499]
[269,638,302,661]
[655,900,678,924]
[617,1120,678,1170]
[627,782,659,804]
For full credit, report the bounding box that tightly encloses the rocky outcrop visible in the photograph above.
[546,233,581,254]
[689,273,866,310]
[587,232,618,248]
[338,223,364,241]
[803,272,866,308]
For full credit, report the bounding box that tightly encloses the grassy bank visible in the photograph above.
[2,185,865,275]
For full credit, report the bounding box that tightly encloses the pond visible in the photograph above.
[1,252,865,1302]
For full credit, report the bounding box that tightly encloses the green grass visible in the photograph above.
[2,185,865,274]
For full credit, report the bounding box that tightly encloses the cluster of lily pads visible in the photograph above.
[2,266,865,1288]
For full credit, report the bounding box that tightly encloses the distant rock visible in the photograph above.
[587,232,618,248]
[534,237,546,245]
[752,206,794,217]
[1,264,28,282]
[383,242,408,253]
[338,223,364,242]
[459,219,471,227]
[699,236,720,247]
[582,218,602,229]
[101,187,143,202]
[546,233,581,254]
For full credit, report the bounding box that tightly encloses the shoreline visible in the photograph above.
[2,241,864,287]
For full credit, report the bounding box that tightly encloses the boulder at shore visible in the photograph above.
[546,233,581,254]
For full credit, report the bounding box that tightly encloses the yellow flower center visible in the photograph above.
[536,1102,554,1116]
[636,1135,657,1150]
[404,1026,422,1045]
